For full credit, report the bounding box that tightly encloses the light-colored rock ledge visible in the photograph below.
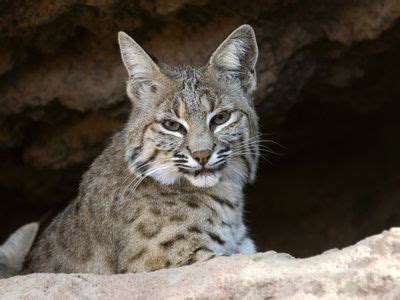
[1,228,400,299]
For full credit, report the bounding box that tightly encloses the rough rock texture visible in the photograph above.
[1,228,400,299]
[1,0,400,256]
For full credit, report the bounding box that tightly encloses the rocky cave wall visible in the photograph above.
[1,0,400,258]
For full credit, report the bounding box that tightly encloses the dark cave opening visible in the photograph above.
[246,36,400,256]
[248,97,400,257]
[244,21,400,257]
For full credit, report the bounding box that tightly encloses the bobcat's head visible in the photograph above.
[119,25,259,188]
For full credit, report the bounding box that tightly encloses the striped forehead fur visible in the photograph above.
[179,66,200,114]
[172,66,216,116]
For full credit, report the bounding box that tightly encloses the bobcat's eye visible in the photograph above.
[211,111,231,126]
[162,120,184,132]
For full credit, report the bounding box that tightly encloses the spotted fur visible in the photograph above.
[24,25,260,274]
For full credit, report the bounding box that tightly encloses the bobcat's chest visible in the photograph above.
[120,181,249,273]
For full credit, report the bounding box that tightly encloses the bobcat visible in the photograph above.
[24,24,260,274]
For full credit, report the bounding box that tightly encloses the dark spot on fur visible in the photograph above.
[160,191,180,196]
[208,232,225,245]
[130,147,141,162]
[186,200,199,208]
[188,226,202,234]
[212,196,235,209]
[207,218,214,225]
[128,248,147,263]
[160,234,185,248]
[169,214,187,222]
[125,215,136,223]
[165,200,177,206]
[187,256,196,264]
[149,207,161,216]
[160,240,174,248]
[193,246,211,254]
[137,222,161,238]
[115,239,124,254]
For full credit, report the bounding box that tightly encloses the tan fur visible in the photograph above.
[25,25,260,274]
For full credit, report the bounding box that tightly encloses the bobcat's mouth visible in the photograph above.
[177,163,226,177]
[194,165,225,176]
[172,151,229,187]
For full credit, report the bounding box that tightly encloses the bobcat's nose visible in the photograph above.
[192,150,213,165]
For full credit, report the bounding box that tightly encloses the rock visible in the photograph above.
[1,228,400,299]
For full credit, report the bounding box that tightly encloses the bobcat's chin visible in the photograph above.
[186,172,221,188]
[147,165,221,188]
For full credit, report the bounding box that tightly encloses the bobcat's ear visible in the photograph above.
[207,25,258,94]
[118,31,163,101]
